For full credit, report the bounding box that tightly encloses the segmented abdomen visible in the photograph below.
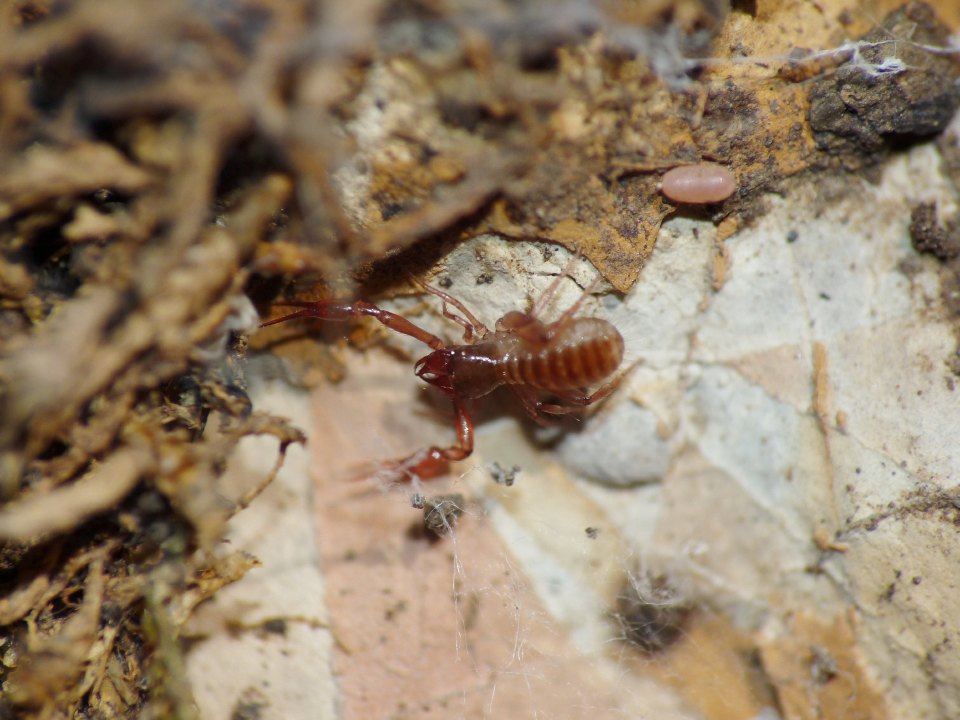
[499,318,624,390]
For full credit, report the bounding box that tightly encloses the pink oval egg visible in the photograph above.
[661,163,737,204]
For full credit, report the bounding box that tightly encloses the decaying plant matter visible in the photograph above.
[0,2,318,716]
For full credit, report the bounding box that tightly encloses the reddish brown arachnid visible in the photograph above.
[260,264,626,482]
